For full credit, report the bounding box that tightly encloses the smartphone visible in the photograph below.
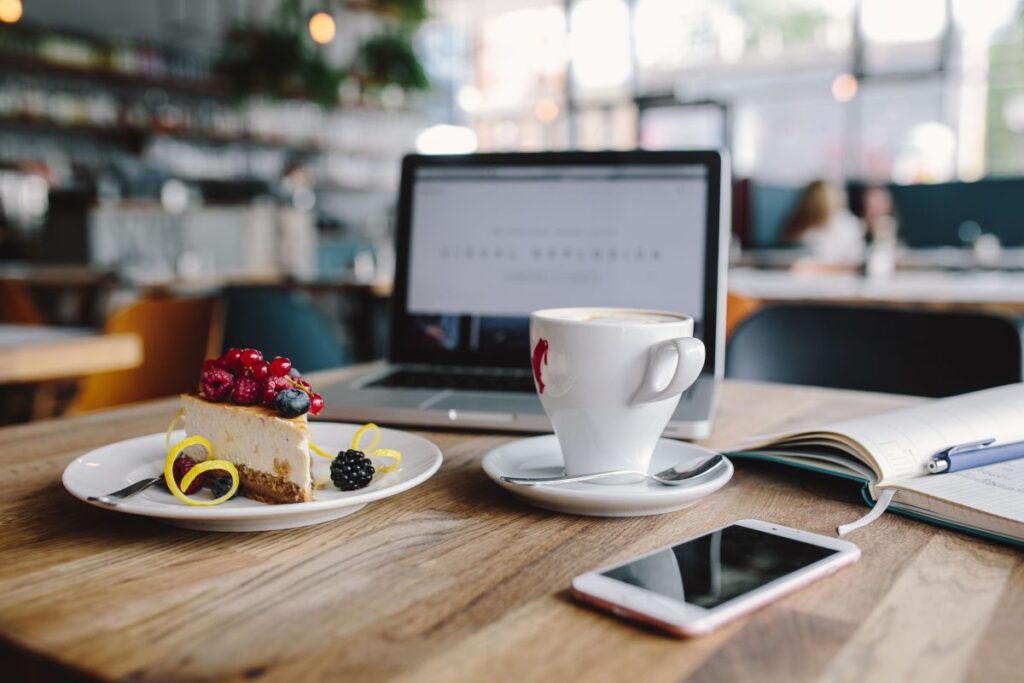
[570,519,860,637]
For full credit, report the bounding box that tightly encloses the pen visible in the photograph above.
[926,438,1024,474]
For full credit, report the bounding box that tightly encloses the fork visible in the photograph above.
[88,475,164,506]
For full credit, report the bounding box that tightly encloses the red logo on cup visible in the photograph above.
[532,338,549,394]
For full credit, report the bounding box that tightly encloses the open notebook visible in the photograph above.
[730,383,1024,546]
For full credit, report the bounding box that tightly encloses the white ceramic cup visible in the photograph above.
[529,307,705,481]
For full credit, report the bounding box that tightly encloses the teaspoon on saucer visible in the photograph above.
[500,453,726,487]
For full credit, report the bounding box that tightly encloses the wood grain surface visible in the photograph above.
[0,371,1021,683]
[0,327,142,384]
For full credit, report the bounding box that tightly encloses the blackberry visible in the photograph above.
[210,475,237,500]
[330,449,375,491]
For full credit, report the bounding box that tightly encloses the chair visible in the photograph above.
[70,296,221,412]
[726,304,1024,397]
[220,286,347,373]
[0,279,44,324]
[725,291,760,338]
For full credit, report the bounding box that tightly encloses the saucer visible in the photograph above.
[481,435,732,517]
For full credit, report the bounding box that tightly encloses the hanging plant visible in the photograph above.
[352,32,429,92]
[365,0,428,24]
[215,0,346,107]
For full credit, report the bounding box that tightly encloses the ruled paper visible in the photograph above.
[894,458,1024,524]
[821,384,1024,485]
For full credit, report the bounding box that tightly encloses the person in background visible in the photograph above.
[860,183,898,244]
[782,179,864,270]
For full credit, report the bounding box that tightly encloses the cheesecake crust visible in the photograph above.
[237,464,312,504]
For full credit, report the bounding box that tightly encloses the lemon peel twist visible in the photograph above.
[165,408,184,449]
[308,422,401,477]
[351,422,381,452]
[163,433,239,507]
[371,448,401,474]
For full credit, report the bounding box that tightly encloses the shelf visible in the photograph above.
[0,116,324,153]
[0,51,225,99]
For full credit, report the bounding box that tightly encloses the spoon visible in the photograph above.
[500,453,726,487]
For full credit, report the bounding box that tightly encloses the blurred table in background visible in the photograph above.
[0,264,117,327]
[735,247,1024,272]
[0,324,142,384]
[729,268,1024,316]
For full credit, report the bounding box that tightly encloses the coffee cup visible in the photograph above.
[529,307,705,482]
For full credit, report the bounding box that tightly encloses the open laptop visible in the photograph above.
[321,150,729,439]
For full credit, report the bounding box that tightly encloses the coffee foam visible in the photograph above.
[554,310,683,325]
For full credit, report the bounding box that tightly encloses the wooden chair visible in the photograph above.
[70,296,222,412]
[725,291,761,338]
[0,279,44,324]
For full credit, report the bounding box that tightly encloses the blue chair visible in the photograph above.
[726,304,1024,397]
[221,286,348,373]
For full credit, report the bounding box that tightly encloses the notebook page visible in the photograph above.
[891,459,1024,526]
[819,384,1024,485]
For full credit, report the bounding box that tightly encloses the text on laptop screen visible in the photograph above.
[403,164,708,359]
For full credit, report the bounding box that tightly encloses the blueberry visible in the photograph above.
[275,388,310,418]
[288,367,302,379]
[211,475,236,499]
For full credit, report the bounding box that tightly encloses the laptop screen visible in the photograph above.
[395,158,717,368]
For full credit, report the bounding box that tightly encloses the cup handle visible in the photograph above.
[632,337,705,405]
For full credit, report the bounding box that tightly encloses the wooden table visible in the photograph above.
[1,374,1021,682]
[0,324,142,384]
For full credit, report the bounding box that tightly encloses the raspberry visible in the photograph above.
[260,375,292,406]
[172,455,204,494]
[269,356,292,377]
[200,367,234,402]
[232,376,260,405]
[309,393,324,416]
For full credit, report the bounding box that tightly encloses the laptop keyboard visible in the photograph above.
[366,368,536,393]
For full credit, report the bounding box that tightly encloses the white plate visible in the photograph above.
[482,435,732,517]
[62,423,443,532]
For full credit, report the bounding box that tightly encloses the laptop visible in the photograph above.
[320,150,729,439]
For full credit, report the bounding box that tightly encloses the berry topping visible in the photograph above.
[309,393,325,416]
[269,356,293,377]
[260,375,292,406]
[238,348,263,370]
[202,359,218,373]
[250,360,270,381]
[231,376,260,405]
[210,475,237,500]
[172,455,204,494]
[275,388,310,418]
[288,367,302,379]
[330,449,375,490]
[218,348,243,372]
[200,367,235,402]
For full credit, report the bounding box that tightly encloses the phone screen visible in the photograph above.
[601,525,838,609]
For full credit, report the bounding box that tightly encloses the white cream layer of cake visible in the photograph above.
[180,394,312,502]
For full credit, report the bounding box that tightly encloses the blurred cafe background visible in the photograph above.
[3,0,1024,424]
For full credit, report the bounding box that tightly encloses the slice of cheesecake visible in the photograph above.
[180,394,313,504]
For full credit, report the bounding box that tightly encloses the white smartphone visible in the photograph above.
[570,519,860,637]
